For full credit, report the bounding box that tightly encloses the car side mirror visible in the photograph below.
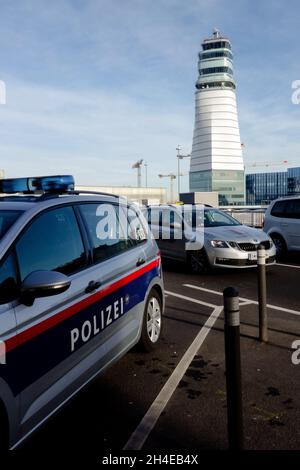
[20,270,71,307]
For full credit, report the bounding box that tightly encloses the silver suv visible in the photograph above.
[263,196,300,258]
[0,175,164,450]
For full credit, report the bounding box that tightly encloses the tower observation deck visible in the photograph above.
[189,29,244,205]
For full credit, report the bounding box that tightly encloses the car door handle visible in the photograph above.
[136,257,146,267]
[85,280,101,294]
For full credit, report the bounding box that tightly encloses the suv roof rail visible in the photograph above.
[146,203,213,208]
[68,190,124,199]
[0,190,127,203]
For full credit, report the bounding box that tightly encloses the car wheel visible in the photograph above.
[139,289,163,352]
[0,404,8,451]
[271,234,287,260]
[188,249,208,274]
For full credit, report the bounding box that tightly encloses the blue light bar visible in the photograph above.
[0,175,75,194]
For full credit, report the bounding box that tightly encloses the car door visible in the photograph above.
[160,209,185,260]
[76,202,151,364]
[146,207,162,253]
[0,253,20,440]
[12,204,96,436]
[283,199,300,249]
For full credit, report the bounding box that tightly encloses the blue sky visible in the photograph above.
[0,0,299,191]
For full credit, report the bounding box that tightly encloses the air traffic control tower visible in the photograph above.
[189,30,244,205]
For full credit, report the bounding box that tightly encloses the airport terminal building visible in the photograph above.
[246,167,300,205]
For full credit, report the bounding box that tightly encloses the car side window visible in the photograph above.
[291,200,300,219]
[160,209,182,227]
[16,206,87,281]
[78,203,132,263]
[126,206,147,244]
[286,199,300,219]
[161,210,172,227]
[147,208,161,227]
[271,201,287,218]
[0,254,18,304]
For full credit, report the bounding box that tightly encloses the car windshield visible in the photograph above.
[184,209,241,228]
[0,210,23,239]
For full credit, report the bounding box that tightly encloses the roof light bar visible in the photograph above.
[0,175,75,194]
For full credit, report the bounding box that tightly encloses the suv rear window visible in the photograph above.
[271,201,287,217]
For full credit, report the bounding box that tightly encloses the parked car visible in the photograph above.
[263,196,300,258]
[0,175,164,450]
[146,204,276,273]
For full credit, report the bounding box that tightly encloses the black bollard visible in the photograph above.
[257,245,268,342]
[223,286,243,450]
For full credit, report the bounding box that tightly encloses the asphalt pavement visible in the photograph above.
[19,255,300,453]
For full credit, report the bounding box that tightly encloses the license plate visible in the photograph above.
[248,252,257,261]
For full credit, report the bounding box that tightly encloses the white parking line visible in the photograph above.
[164,290,218,309]
[276,263,300,269]
[123,304,223,451]
[183,284,300,317]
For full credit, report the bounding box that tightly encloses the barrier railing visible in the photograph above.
[222,208,266,228]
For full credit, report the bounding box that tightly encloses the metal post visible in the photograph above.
[223,286,243,450]
[176,145,181,198]
[177,156,181,197]
[145,162,148,187]
[257,245,268,342]
[170,175,174,204]
[137,165,142,188]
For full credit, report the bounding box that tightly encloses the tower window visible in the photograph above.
[202,41,231,51]
[199,50,233,60]
[199,66,233,76]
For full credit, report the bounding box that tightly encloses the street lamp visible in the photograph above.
[144,162,148,187]
[176,145,191,199]
[132,159,143,187]
[158,173,177,203]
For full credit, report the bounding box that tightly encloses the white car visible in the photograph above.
[147,205,276,273]
[263,196,300,258]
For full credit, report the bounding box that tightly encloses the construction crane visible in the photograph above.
[245,160,290,169]
[158,173,176,203]
[176,145,191,196]
[132,159,143,187]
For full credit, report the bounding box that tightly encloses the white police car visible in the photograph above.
[0,175,164,450]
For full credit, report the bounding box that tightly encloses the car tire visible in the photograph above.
[188,249,209,274]
[139,289,163,352]
[0,403,9,451]
[271,234,287,260]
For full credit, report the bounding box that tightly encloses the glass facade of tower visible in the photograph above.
[195,35,235,91]
[189,31,245,206]
[190,170,245,205]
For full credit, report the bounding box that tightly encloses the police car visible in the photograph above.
[0,175,164,450]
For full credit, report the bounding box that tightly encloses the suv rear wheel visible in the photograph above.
[271,234,287,260]
[139,289,163,352]
[0,403,9,451]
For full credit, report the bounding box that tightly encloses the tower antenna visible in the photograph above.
[213,28,221,38]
